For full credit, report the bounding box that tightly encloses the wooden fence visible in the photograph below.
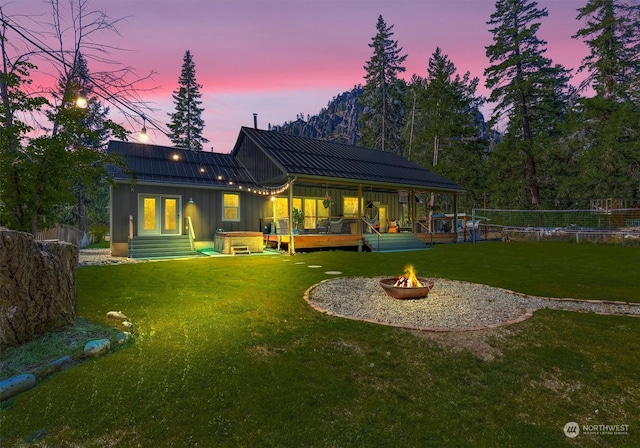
[35,224,90,248]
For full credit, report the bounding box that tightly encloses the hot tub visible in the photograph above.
[214,231,264,254]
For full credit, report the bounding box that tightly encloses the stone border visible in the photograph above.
[303,277,640,333]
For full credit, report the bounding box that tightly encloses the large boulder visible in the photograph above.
[0,228,78,347]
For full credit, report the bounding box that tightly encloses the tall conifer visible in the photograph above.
[359,15,407,153]
[167,50,208,150]
[484,0,571,207]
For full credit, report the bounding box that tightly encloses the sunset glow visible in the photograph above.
[6,0,590,151]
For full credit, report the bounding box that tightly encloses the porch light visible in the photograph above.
[188,197,194,204]
[172,154,180,161]
[217,175,223,180]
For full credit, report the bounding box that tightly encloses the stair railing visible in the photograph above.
[415,220,434,247]
[361,216,381,251]
[187,216,196,252]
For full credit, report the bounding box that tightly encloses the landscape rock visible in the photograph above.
[116,331,131,345]
[84,339,111,357]
[107,311,128,321]
[49,355,76,371]
[0,373,37,401]
[0,228,78,347]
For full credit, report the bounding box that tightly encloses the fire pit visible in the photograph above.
[379,265,434,300]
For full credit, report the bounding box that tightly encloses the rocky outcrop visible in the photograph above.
[0,228,78,347]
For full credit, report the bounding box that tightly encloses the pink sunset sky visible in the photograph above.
[6,0,590,152]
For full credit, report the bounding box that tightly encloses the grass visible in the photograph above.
[1,242,639,447]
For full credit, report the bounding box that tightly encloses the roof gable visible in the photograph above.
[106,141,256,187]
[233,127,464,192]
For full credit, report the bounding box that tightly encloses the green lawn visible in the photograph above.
[1,242,639,447]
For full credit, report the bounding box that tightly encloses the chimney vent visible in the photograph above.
[253,113,258,129]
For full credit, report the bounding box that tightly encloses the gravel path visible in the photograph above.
[305,276,640,332]
[78,248,140,266]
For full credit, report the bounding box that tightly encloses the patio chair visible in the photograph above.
[277,218,289,235]
[387,218,399,233]
[316,218,329,233]
[329,217,344,233]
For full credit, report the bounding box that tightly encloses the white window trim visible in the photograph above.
[222,192,241,222]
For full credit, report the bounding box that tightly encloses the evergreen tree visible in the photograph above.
[1,4,127,234]
[167,50,208,150]
[484,0,571,207]
[567,0,640,205]
[410,47,488,211]
[574,0,640,102]
[359,15,407,153]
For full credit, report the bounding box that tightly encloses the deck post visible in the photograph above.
[357,184,363,235]
[453,192,459,243]
[288,177,295,254]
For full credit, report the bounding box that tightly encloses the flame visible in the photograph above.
[394,265,423,288]
[406,265,423,287]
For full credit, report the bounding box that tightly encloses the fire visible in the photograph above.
[393,265,423,288]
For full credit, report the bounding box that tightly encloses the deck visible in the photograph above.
[264,231,456,251]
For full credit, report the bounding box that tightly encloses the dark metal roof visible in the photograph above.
[233,127,464,192]
[106,141,257,188]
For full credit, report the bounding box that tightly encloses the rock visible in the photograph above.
[116,332,131,345]
[49,355,75,371]
[121,321,134,330]
[0,374,37,401]
[0,228,78,347]
[106,311,128,321]
[84,339,110,357]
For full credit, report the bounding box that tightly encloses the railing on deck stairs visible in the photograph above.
[187,216,195,251]
[415,220,434,247]
[361,216,381,251]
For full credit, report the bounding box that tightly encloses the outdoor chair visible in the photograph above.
[329,217,344,233]
[277,218,289,235]
[317,218,329,233]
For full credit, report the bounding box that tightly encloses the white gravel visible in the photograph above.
[78,248,140,266]
[305,276,640,332]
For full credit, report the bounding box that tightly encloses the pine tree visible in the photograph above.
[410,48,487,210]
[484,0,571,207]
[359,15,407,153]
[573,0,640,101]
[567,0,640,205]
[167,50,208,150]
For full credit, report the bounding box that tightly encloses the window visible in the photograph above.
[304,198,317,229]
[223,193,240,221]
[343,197,360,218]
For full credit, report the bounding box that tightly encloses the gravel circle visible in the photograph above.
[305,276,640,332]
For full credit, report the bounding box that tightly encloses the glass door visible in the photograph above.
[138,195,181,236]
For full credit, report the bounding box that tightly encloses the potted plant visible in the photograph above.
[292,208,304,234]
[322,194,334,209]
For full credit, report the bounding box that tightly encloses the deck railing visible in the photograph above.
[361,216,381,251]
[187,216,195,251]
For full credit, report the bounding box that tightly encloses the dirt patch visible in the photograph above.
[410,326,518,362]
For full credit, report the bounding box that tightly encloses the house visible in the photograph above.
[106,126,464,257]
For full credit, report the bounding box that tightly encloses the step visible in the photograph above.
[362,233,429,252]
[128,236,195,259]
[231,245,251,255]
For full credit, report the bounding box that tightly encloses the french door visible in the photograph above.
[138,195,181,236]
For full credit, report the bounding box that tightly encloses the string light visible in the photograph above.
[140,115,148,142]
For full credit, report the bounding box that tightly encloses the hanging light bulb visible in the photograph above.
[76,89,88,108]
[140,115,149,142]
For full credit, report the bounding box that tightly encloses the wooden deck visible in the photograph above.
[264,233,363,251]
[264,232,456,251]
